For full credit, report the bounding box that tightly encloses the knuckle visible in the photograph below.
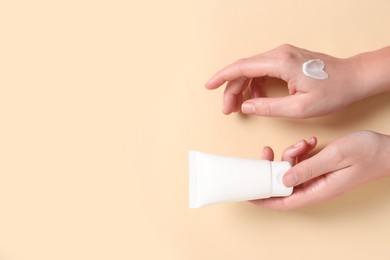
[278,43,294,51]
[234,58,248,73]
[233,58,244,67]
[275,44,304,68]
[275,44,301,65]
[256,101,271,116]
[294,102,306,114]
[291,101,310,119]
[358,130,378,143]
[323,144,345,166]
[280,51,295,63]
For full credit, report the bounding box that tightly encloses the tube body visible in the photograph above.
[189,151,293,208]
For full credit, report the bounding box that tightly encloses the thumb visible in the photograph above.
[282,147,341,187]
[241,95,308,118]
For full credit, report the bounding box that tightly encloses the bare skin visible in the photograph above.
[250,131,390,210]
[205,44,390,118]
[205,45,390,209]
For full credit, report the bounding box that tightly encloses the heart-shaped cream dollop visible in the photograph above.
[302,59,328,80]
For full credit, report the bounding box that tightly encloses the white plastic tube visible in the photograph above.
[189,151,293,208]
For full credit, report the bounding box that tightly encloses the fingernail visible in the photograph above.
[241,102,256,114]
[293,140,305,148]
[283,172,298,187]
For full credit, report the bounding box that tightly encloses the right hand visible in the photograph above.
[252,131,390,210]
[205,44,365,118]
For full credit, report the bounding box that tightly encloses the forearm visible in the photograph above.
[352,46,390,99]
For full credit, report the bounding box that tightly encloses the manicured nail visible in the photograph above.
[283,172,298,187]
[241,102,256,114]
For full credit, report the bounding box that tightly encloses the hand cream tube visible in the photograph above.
[189,151,293,208]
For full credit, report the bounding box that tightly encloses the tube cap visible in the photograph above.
[270,161,293,197]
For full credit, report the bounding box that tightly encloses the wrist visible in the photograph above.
[340,55,367,103]
[349,47,390,100]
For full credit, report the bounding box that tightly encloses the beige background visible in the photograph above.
[1,0,390,259]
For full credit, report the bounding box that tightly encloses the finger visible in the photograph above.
[249,181,319,210]
[233,78,250,112]
[298,137,317,161]
[241,94,309,118]
[307,136,317,148]
[281,140,309,165]
[261,146,274,161]
[222,77,248,114]
[251,169,349,210]
[282,146,343,187]
[250,179,322,210]
[205,56,283,90]
[249,77,264,99]
[248,146,275,206]
[233,93,244,113]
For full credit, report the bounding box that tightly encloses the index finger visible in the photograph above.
[205,55,284,90]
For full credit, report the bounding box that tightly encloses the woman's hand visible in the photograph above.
[251,131,390,210]
[205,44,370,118]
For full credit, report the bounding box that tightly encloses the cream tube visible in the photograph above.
[189,151,293,208]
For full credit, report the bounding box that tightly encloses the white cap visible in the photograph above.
[270,161,293,197]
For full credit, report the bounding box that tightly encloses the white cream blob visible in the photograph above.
[302,59,328,80]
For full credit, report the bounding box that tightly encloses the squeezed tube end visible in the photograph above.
[270,161,293,197]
